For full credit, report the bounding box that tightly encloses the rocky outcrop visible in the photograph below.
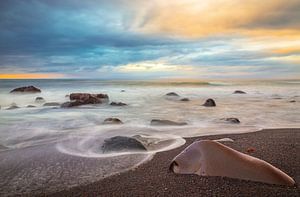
[103,118,123,124]
[10,86,41,93]
[233,90,246,94]
[102,136,147,153]
[43,102,60,107]
[150,119,187,126]
[203,98,216,107]
[35,97,45,103]
[110,102,127,106]
[61,93,109,108]
[166,92,179,97]
[221,118,240,124]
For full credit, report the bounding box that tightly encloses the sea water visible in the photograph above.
[0,79,299,194]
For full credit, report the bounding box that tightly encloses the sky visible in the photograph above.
[0,0,299,79]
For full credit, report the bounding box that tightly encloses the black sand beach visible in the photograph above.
[49,128,300,197]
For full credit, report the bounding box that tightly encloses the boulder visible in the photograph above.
[10,86,41,93]
[102,136,147,153]
[103,118,123,125]
[43,102,60,107]
[203,98,216,107]
[121,90,125,92]
[289,100,296,103]
[27,105,36,108]
[233,90,246,94]
[150,119,187,126]
[35,97,45,103]
[180,98,190,102]
[110,102,127,106]
[166,92,179,97]
[6,103,19,110]
[221,118,240,124]
[61,93,109,108]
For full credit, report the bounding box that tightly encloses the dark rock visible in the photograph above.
[27,105,36,108]
[233,90,246,94]
[10,86,41,93]
[70,93,108,101]
[6,104,19,110]
[103,118,123,125]
[289,100,296,103]
[61,93,109,108]
[221,118,240,124]
[35,97,45,103]
[110,102,127,106]
[121,90,125,92]
[102,136,147,153]
[166,92,179,97]
[43,102,60,107]
[65,94,69,98]
[203,98,216,107]
[180,98,190,101]
[150,119,187,126]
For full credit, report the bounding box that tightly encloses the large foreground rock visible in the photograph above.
[61,93,109,108]
[10,86,41,93]
[150,119,187,126]
[203,98,216,107]
[102,136,147,153]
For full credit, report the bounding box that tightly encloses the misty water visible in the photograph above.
[0,79,299,194]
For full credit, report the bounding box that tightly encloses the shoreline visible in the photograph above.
[50,128,300,197]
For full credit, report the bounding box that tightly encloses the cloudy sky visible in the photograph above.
[0,0,299,79]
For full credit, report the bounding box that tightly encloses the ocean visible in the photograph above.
[0,79,299,194]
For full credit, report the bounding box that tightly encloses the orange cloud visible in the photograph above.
[0,73,65,79]
[135,0,300,38]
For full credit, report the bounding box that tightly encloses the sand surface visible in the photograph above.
[49,128,300,197]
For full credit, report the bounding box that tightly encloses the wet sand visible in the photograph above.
[49,128,300,197]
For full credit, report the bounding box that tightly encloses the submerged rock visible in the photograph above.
[43,102,60,107]
[203,98,216,107]
[180,98,190,102]
[150,119,187,126]
[121,90,125,92]
[6,103,19,110]
[103,118,123,124]
[110,102,127,106]
[102,136,147,153]
[27,105,36,108]
[35,97,45,103]
[233,90,246,94]
[166,92,179,97]
[221,118,240,124]
[10,86,41,93]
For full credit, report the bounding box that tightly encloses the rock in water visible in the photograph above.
[110,102,127,106]
[43,102,60,107]
[180,98,190,101]
[10,86,41,93]
[166,92,179,97]
[233,90,247,94]
[61,93,109,108]
[102,136,147,153]
[203,98,216,107]
[103,118,123,124]
[27,105,36,108]
[35,97,45,103]
[150,119,187,126]
[221,118,240,124]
